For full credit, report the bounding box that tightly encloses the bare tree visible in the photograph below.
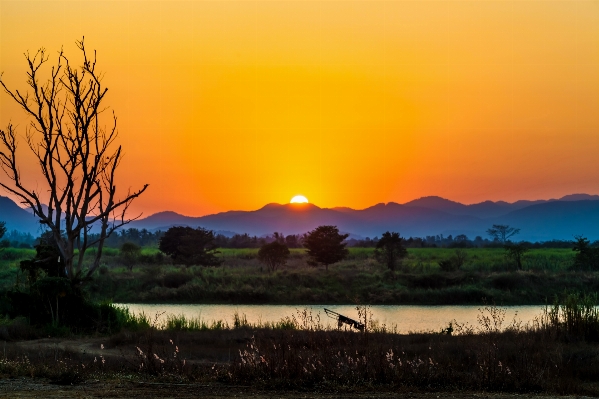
[0,38,148,282]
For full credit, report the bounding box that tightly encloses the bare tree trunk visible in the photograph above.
[0,38,148,283]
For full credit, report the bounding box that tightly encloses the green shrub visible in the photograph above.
[572,236,599,271]
[489,273,522,291]
[120,242,142,271]
[162,271,193,288]
[438,259,458,272]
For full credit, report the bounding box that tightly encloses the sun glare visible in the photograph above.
[290,195,309,204]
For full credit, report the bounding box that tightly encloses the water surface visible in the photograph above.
[116,303,546,333]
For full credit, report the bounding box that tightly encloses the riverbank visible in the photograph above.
[1,308,598,396]
[81,248,593,306]
[0,247,592,306]
[88,267,599,305]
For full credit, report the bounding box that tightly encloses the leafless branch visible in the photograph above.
[0,38,148,281]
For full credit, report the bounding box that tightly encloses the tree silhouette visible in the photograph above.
[486,224,520,244]
[303,225,349,271]
[374,231,408,271]
[572,236,599,271]
[159,226,221,267]
[258,241,290,272]
[0,38,148,282]
[504,243,528,270]
[120,242,142,272]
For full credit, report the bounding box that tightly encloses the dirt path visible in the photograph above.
[10,333,239,366]
[14,337,116,359]
[0,380,594,399]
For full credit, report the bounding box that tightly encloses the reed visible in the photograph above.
[542,291,599,340]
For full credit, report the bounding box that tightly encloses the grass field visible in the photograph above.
[0,246,593,305]
[97,246,576,271]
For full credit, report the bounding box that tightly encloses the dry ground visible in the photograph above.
[3,331,599,398]
[0,380,594,399]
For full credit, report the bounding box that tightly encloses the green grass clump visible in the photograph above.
[164,314,228,331]
[161,311,298,331]
[114,307,152,331]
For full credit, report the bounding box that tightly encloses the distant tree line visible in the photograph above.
[3,225,585,251]
[15,222,599,274]
[213,232,304,249]
[91,229,306,249]
[89,228,163,248]
[348,235,579,249]
[0,230,36,248]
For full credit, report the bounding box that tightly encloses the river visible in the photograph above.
[115,303,548,333]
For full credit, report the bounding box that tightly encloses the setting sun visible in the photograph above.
[1,1,599,217]
[290,195,309,204]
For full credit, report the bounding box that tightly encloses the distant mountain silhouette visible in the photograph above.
[492,200,599,241]
[125,195,599,241]
[0,197,42,235]
[403,196,466,213]
[4,194,599,241]
[404,196,546,218]
[24,203,50,215]
[130,211,195,230]
[558,193,599,201]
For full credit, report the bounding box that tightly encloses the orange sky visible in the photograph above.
[1,0,598,217]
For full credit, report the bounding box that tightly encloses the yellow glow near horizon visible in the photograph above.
[290,195,309,204]
[1,1,599,216]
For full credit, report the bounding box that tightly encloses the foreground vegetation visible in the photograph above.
[0,246,596,305]
[0,297,598,395]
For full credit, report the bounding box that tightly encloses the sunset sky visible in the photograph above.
[1,0,598,217]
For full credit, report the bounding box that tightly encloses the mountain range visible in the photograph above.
[128,193,599,242]
[0,197,43,236]
[3,194,599,241]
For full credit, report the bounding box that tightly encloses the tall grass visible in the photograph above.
[161,311,298,331]
[120,307,314,332]
[542,292,599,340]
[165,314,228,331]
[114,307,152,331]
[225,299,599,393]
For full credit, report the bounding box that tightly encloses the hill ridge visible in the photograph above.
[6,194,599,241]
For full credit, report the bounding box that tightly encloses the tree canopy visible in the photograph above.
[258,241,290,272]
[374,231,408,271]
[504,243,529,270]
[303,225,349,270]
[572,236,599,271]
[120,242,142,271]
[158,226,221,267]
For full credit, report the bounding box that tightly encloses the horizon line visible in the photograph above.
[122,192,599,219]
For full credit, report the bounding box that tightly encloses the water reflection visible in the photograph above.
[115,303,546,333]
